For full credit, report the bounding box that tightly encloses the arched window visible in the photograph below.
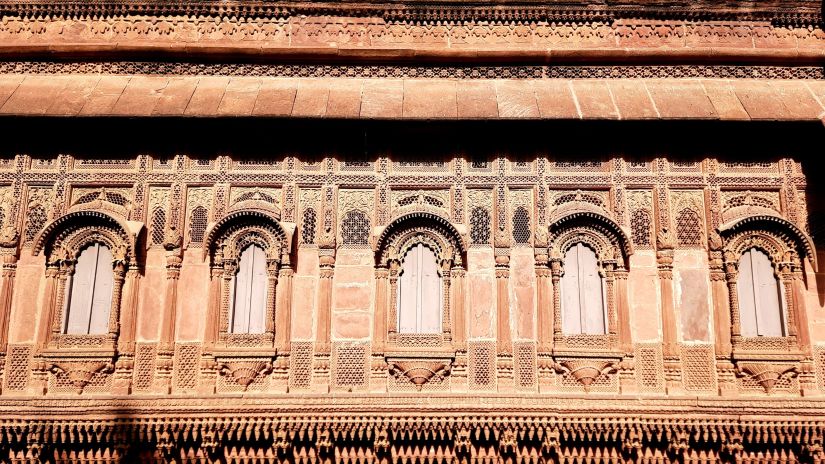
[64,243,114,335]
[397,243,442,334]
[737,248,785,337]
[560,243,606,335]
[230,244,268,334]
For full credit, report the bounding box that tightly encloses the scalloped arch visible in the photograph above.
[203,209,291,262]
[32,210,142,260]
[375,211,467,267]
[549,209,633,259]
[719,214,817,271]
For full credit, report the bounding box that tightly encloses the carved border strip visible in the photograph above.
[1,62,824,80]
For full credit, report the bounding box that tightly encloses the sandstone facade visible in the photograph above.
[0,0,824,462]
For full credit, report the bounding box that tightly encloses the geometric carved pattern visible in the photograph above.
[174,343,200,392]
[468,341,496,391]
[340,210,370,247]
[671,190,705,248]
[150,208,166,247]
[332,343,368,391]
[470,206,492,245]
[301,208,317,245]
[289,342,313,390]
[815,345,825,393]
[630,208,653,248]
[4,345,31,392]
[23,203,48,245]
[514,342,537,390]
[512,206,531,245]
[680,344,717,393]
[676,208,703,247]
[133,344,156,392]
[635,343,665,393]
[186,188,212,247]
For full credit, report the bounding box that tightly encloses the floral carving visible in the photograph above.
[219,361,272,390]
[554,359,617,390]
[388,360,451,389]
[735,362,799,394]
[50,360,114,394]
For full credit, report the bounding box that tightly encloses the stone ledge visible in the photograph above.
[1,74,823,121]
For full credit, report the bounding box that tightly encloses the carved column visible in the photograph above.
[273,256,293,392]
[313,248,335,391]
[155,235,182,394]
[779,263,799,344]
[614,267,631,353]
[373,267,389,354]
[387,260,400,337]
[440,262,453,343]
[535,251,552,353]
[113,264,140,394]
[790,264,811,352]
[495,251,513,391]
[656,228,681,393]
[550,256,562,343]
[723,256,742,345]
[708,232,734,394]
[451,265,466,349]
[0,233,19,393]
[32,262,62,394]
[371,266,389,392]
[199,265,223,393]
[275,257,292,353]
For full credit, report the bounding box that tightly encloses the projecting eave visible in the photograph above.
[1,74,825,121]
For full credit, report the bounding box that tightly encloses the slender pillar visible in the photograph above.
[276,259,293,353]
[373,267,389,354]
[614,267,632,353]
[36,263,61,351]
[790,266,811,352]
[313,248,335,391]
[450,265,466,349]
[0,241,19,394]
[495,253,512,354]
[155,241,182,394]
[708,235,732,359]
[113,264,140,394]
[0,246,18,354]
[202,266,224,352]
[316,250,335,355]
[656,228,681,393]
[550,257,563,342]
[535,252,552,353]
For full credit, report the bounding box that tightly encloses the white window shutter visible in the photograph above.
[88,244,114,334]
[247,245,268,334]
[65,243,114,335]
[397,243,442,334]
[750,249,785,336]
[398,244,419,334]
[418,244,441,334]
[561,245,582,334]
[65,244,98,334]
[737,249,758,337]
[578,244,606,335]
[232,245,254,333]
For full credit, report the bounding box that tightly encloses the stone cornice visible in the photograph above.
[0,0,821,26]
